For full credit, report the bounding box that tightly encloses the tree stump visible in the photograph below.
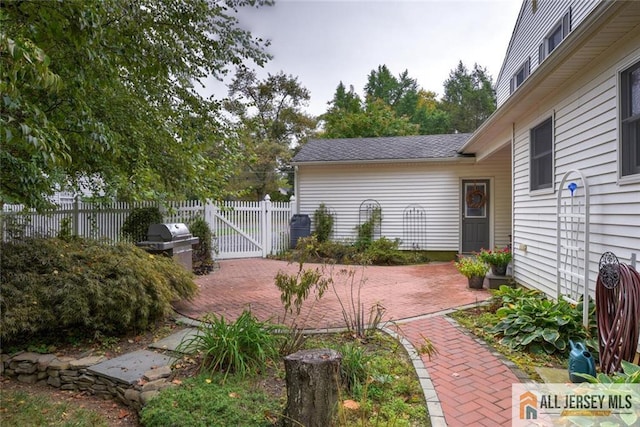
[283,348,342,427]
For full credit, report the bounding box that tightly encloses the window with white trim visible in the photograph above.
[539,9,571,65]
[621,60,640,177]
[510,58,530,94]
[530,117,553,191]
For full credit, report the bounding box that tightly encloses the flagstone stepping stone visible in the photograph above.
[149,328,201,353]
[88,350,175,385]
[535,366,570,383]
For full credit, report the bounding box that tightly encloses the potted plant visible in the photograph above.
[478,247,512,276]
[454,256,489,289]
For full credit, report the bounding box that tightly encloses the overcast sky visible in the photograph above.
[202,0,523,116]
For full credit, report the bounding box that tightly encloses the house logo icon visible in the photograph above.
[520,391,537,420]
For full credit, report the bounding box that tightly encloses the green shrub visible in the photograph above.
[315,239,358,264]
[177,310,281,378]
[358,237,408,265]
[313,203,334,243]
[120,206,163,242]
[56,217,74,241]
[355,207,382,251]
[189,216,215,275]
[292,235,358,264]
[291,235,430,266]
[0,238,197,344]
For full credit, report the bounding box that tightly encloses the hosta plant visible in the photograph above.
[489,294,587,355]
[491,284,544,305]
[575,361,640,427]
[577,360,640,384]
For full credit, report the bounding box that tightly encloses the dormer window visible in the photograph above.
[547,23,563,52]
[539,9,571,64]
[510,58,530,94]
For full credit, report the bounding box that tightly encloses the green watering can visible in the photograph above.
[568,340,596,383]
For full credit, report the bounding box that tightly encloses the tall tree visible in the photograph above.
[321,68,423,139]
[412,90,451,135]
[441,61,496,133]
[322,66,455,138]
[321,97,418,139]
[225,68,316,200]
[1,0,271,210]
[330,82,362,114]
[364,65,420,119]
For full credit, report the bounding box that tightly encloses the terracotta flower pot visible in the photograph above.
[467,275,485,289]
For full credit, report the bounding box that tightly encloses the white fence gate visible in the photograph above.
[1,196,296,259]
[205,197,295,259]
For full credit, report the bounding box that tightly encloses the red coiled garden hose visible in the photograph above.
[596,260,640,374]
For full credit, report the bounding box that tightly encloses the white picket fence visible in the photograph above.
[1,196,297,259]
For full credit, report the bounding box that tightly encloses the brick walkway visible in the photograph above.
[393,316,525,426]
[174,258,526,426]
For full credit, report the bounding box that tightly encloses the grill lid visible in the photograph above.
[147,223,192,242]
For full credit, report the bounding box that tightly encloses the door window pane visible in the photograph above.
[465,183,487,218]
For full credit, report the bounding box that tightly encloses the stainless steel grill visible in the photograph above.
[137,223,199,271]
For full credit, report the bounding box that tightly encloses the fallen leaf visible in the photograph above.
[264,410,278,423]
[228,392,239,398]
[118,409,130,419]
[205,378,212,384]
[342,400,360,410]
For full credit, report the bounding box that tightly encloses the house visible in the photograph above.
[462,0,640,300]
[292,0,639,303]
[291,134,513,255]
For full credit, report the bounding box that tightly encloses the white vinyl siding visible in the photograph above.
[296,147,512,252]
[512,35,640,298]
[496,0,599,106]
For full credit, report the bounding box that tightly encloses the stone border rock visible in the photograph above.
[1,351,176,411]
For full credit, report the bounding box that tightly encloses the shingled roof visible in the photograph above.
[292,134,473,164]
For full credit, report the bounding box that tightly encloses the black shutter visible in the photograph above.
[562,9,571,38]
[539,43,545,65]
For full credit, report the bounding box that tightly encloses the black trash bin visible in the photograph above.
[290,214,311,249]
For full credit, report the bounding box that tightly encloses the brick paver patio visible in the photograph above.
[174,258,525,426]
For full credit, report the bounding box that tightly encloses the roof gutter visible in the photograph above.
[291,156,476,167]
[460,0,620,152]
